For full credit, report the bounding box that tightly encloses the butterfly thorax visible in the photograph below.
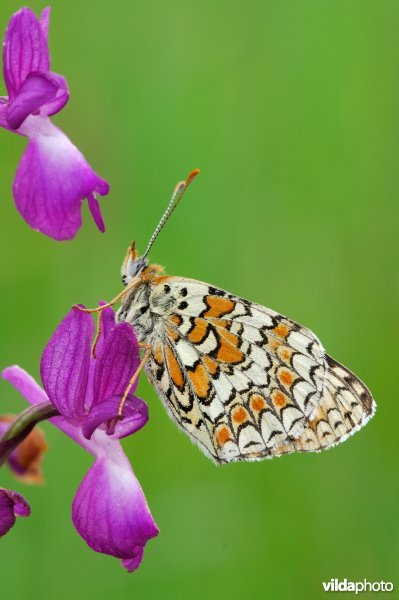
[116,263,169,344]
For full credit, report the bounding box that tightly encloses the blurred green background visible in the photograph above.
[0,1,398,598]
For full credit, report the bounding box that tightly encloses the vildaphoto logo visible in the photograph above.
[322,579,394,594]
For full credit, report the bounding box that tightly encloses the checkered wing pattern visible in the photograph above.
[143,277,375,464]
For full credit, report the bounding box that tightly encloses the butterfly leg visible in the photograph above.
[87,309,112,359]
[74,274,143,357]
[91,313,103,358]
[77,274,141,314]
[118,343,152,416]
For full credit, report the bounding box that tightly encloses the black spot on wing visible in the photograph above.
[208,286,224,296]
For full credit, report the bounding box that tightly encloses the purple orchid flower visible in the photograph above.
[2,306,158,571]
[0,7,109,240]
[0,488,30,537]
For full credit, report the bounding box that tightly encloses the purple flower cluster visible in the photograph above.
[0,7,109,240]
[1,307,158,572]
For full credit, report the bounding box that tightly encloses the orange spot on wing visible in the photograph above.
[278,346,293,362]
[213,319,229,329]
[203,356,219,376]
[274,324,290,338]
[218,328,240,348]
[273,391,288,407]
[188,318,208,344]
[232,406,248,424]
[268,338,282,350]
[204,296,235,318]
[307,416,319,432]
[167,328,180,342]
[188,363,210,399]
[217,426,231,445]
[169,314,183,326]
[165,345,184,389]
[152,345,164,365]
[251,394,266,412]
[217,338,245,364]
[279,369,294,386]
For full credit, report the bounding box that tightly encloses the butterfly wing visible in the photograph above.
[144,276,375,464]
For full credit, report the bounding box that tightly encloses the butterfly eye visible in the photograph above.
[128,257,147,279]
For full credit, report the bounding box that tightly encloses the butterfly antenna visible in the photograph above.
[142,168,200,260]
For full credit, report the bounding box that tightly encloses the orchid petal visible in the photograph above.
[6,71,69,130]
[93,305,117,359]
[13,119,109,240]
[0,98,8,128]
[87,193,105,233]
[40,308,94,420]
[3,8,50,100]
[85,303,117,411]
[40,7,51,41]
[2,366,48,405]
[38,73,70,118]
[0,489,30,537]
[92,323,140,408]
[82,395,148,440]
[100,305,117,339]
[1,365,99,454]
[72,456,158,570]
[121,553,144,573]
[1,366,133,459]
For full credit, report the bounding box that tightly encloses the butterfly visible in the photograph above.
[96,170,376,464]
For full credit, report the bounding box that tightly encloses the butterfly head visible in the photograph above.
[121,241,148,286]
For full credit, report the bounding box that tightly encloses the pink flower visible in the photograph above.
[0,7,109,240]
[0,488,30,537]
[2,307,158,571]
